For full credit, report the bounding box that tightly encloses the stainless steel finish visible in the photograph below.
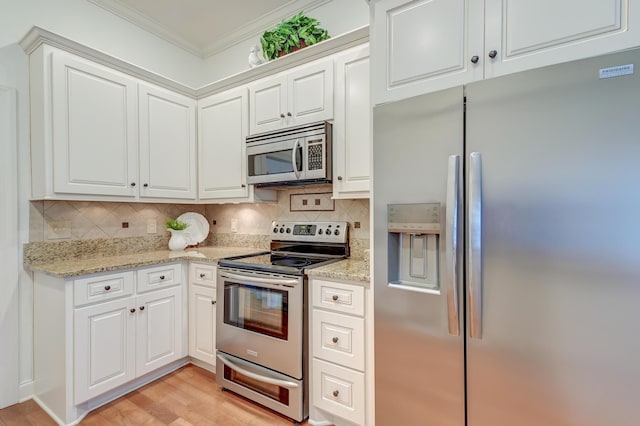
[374,87,465,426]
[488,50,497,58]
[292,138,301,179]
[219,270,300,287]
[217,353,300,388]
[216,268,304,379]
[468,152,482,339]
[470,55,479,64]
[445,155,461,336]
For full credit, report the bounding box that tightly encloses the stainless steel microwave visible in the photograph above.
[246,121,332,187]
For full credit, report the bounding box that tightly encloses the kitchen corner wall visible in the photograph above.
[29,185,369,243]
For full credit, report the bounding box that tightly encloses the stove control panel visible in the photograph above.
[271,221,349,243]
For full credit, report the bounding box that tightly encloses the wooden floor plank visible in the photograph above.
[0,365,308,425]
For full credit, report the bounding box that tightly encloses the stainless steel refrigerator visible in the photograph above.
[373,49,640,426]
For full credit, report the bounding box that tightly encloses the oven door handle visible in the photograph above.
[219,271,300,287]
[217,353,300,389]
[291,138,301,179]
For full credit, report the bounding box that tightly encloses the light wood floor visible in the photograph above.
[0,364,308,425]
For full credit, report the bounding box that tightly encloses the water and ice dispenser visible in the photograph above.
[387,203,441,292]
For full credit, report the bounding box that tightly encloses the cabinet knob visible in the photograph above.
[104,285,111,291]
[130,308,136,313]
[130,182,136,187]
[212,300,217,305]
[241,184,246,188]
[287,112,292,117]
[470,55,479,64]
[337,176,343,181]
[139,306,145,311]
[332,390,339,397]
[332,295,339,301]
[332,337,339,344]
[159,275,165,280]
[488,50,498,59]
[280,113,285,118]
[143,183,148,188]
[200,273,206,278]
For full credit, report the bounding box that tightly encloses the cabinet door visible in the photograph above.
[287,59,334,127]
[333,45,371,199]
[249,75,287,134]
[136,286,183,376]
[189,284,217,366]
[51,51,138,196]
[372,0,484,104]
[138,83,197,199]
[198,87,250,200]
[74,297,136,404]
[485,0,640,78]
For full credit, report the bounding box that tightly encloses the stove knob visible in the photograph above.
[286,228,291,233]
[279,227,285,233]
[318,229,323,235]
[334,229,340,236]
[273,227,278,233]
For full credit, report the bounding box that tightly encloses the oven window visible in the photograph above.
[223,283,289,340]
[224,365,290,405]
[248,146,302,176]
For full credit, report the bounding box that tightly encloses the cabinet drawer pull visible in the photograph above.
[104,285,111,291]
[332,337,339,343]
[488,50,498,59]
[332,390,339,397]
[280,113,285,118]
[287,112,292,117]
[143,183,148,188]
[159,275,165,280]
[332,295,339,301]
[200,273,206,278]
[337,176,343,181]
[130,308,136,313]
[212,300,217,305]
[130,182,136,187]
[470,55,479,64]
[139,306,145,311]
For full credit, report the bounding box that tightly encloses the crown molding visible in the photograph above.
[88,0,331,59]
[88,0,204,57]
[201,0,331,57]
[19,26,196,97]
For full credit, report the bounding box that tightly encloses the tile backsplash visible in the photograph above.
[30,185,370,246]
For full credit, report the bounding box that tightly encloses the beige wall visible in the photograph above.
[30,186,369,243]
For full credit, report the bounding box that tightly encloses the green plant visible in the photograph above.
[165,217,189,231]
[260,12,330,61]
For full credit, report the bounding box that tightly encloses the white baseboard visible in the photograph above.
[18,380,33,402]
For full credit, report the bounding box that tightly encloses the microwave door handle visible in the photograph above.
[291,138,301,179]
[217,353,300,389]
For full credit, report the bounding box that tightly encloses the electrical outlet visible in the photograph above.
[354,221,361,228]
[147,219,157,234]
[231,218,238,233]
[122,222,129,228]
[47,221,71,239]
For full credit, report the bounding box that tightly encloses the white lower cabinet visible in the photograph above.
[309,277,372,426]
[34,263,187,425]
[188,263,217,368]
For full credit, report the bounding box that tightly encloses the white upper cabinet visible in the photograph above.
[198,86,250,200]
[333,44,371,199]
[138,83,197,199]
[30,46,198,202]
[373,0,640,104]
[372,0,484,104]
[249,59,334,134]
[50,50,139,197]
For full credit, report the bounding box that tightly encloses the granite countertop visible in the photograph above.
[26,246,262,279]
[306,257,370,283]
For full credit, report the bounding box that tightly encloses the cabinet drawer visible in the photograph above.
[312,358,365,425]
[189,262,216,287]
[136,263,182,293]
[311,279,365,316]
[312,309,364,371]
[74,271,134,306]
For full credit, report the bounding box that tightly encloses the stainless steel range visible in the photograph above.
[216,221,349,423]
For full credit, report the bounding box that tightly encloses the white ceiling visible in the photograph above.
[88,0,331,58]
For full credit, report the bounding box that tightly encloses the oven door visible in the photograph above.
[216,268,304,378]
[247,138,304,185]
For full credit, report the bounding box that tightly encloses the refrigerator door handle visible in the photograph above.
[445,155,461,336]
[468,152,483,339]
